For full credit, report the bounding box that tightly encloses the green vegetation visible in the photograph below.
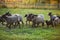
[0,8,60,40]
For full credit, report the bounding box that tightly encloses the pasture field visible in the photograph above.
[0,8,60,40]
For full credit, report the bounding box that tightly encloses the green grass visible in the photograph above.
[0,8,60,40]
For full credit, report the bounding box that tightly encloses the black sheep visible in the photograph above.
[45,20,54,27]
[25,13,35,25]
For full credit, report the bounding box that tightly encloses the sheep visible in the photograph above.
[12,14,24,28]
[6,15,18,28]
[25,13,35,25]
[48,12,57,27]
[2,15,23,29]
[0,12,11,25]
[48,13,56,21]
[1,13,24,29]
[54,17,60,25]
[32,14,44,27]
[13,14,24,25]
[45,20,54,27]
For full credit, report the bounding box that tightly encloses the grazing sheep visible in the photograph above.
[32,14,44,27]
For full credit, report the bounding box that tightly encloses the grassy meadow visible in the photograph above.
[0,8,60,40]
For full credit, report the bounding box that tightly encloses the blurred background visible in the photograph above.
[0,0,60,9]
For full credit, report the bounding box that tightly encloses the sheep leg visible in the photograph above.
[37,23,39,27]
[14,22,17,28]
[17,22,20,28]
[8,24,11,29]
[29,21,30,25]
[51,22,54,27]
[1,22,5,25]
[6,23,10,29]
[32,24,34,27]
[42,22,44,26]
[51,21,55,28]
[32,23,35,28]
[54,22,57,26]
[21,21,24,26]
[26,21,27,25]
[54,20,57,26]
[6,23,8,27]
[6,24,11,29]
[1,22,4,25]
[47,25,49,28]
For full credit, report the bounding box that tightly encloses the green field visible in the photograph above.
[0,8,60,40]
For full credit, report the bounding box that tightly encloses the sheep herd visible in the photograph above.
[0,12,60,29]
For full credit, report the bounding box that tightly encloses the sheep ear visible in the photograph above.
[25,14,27,17]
